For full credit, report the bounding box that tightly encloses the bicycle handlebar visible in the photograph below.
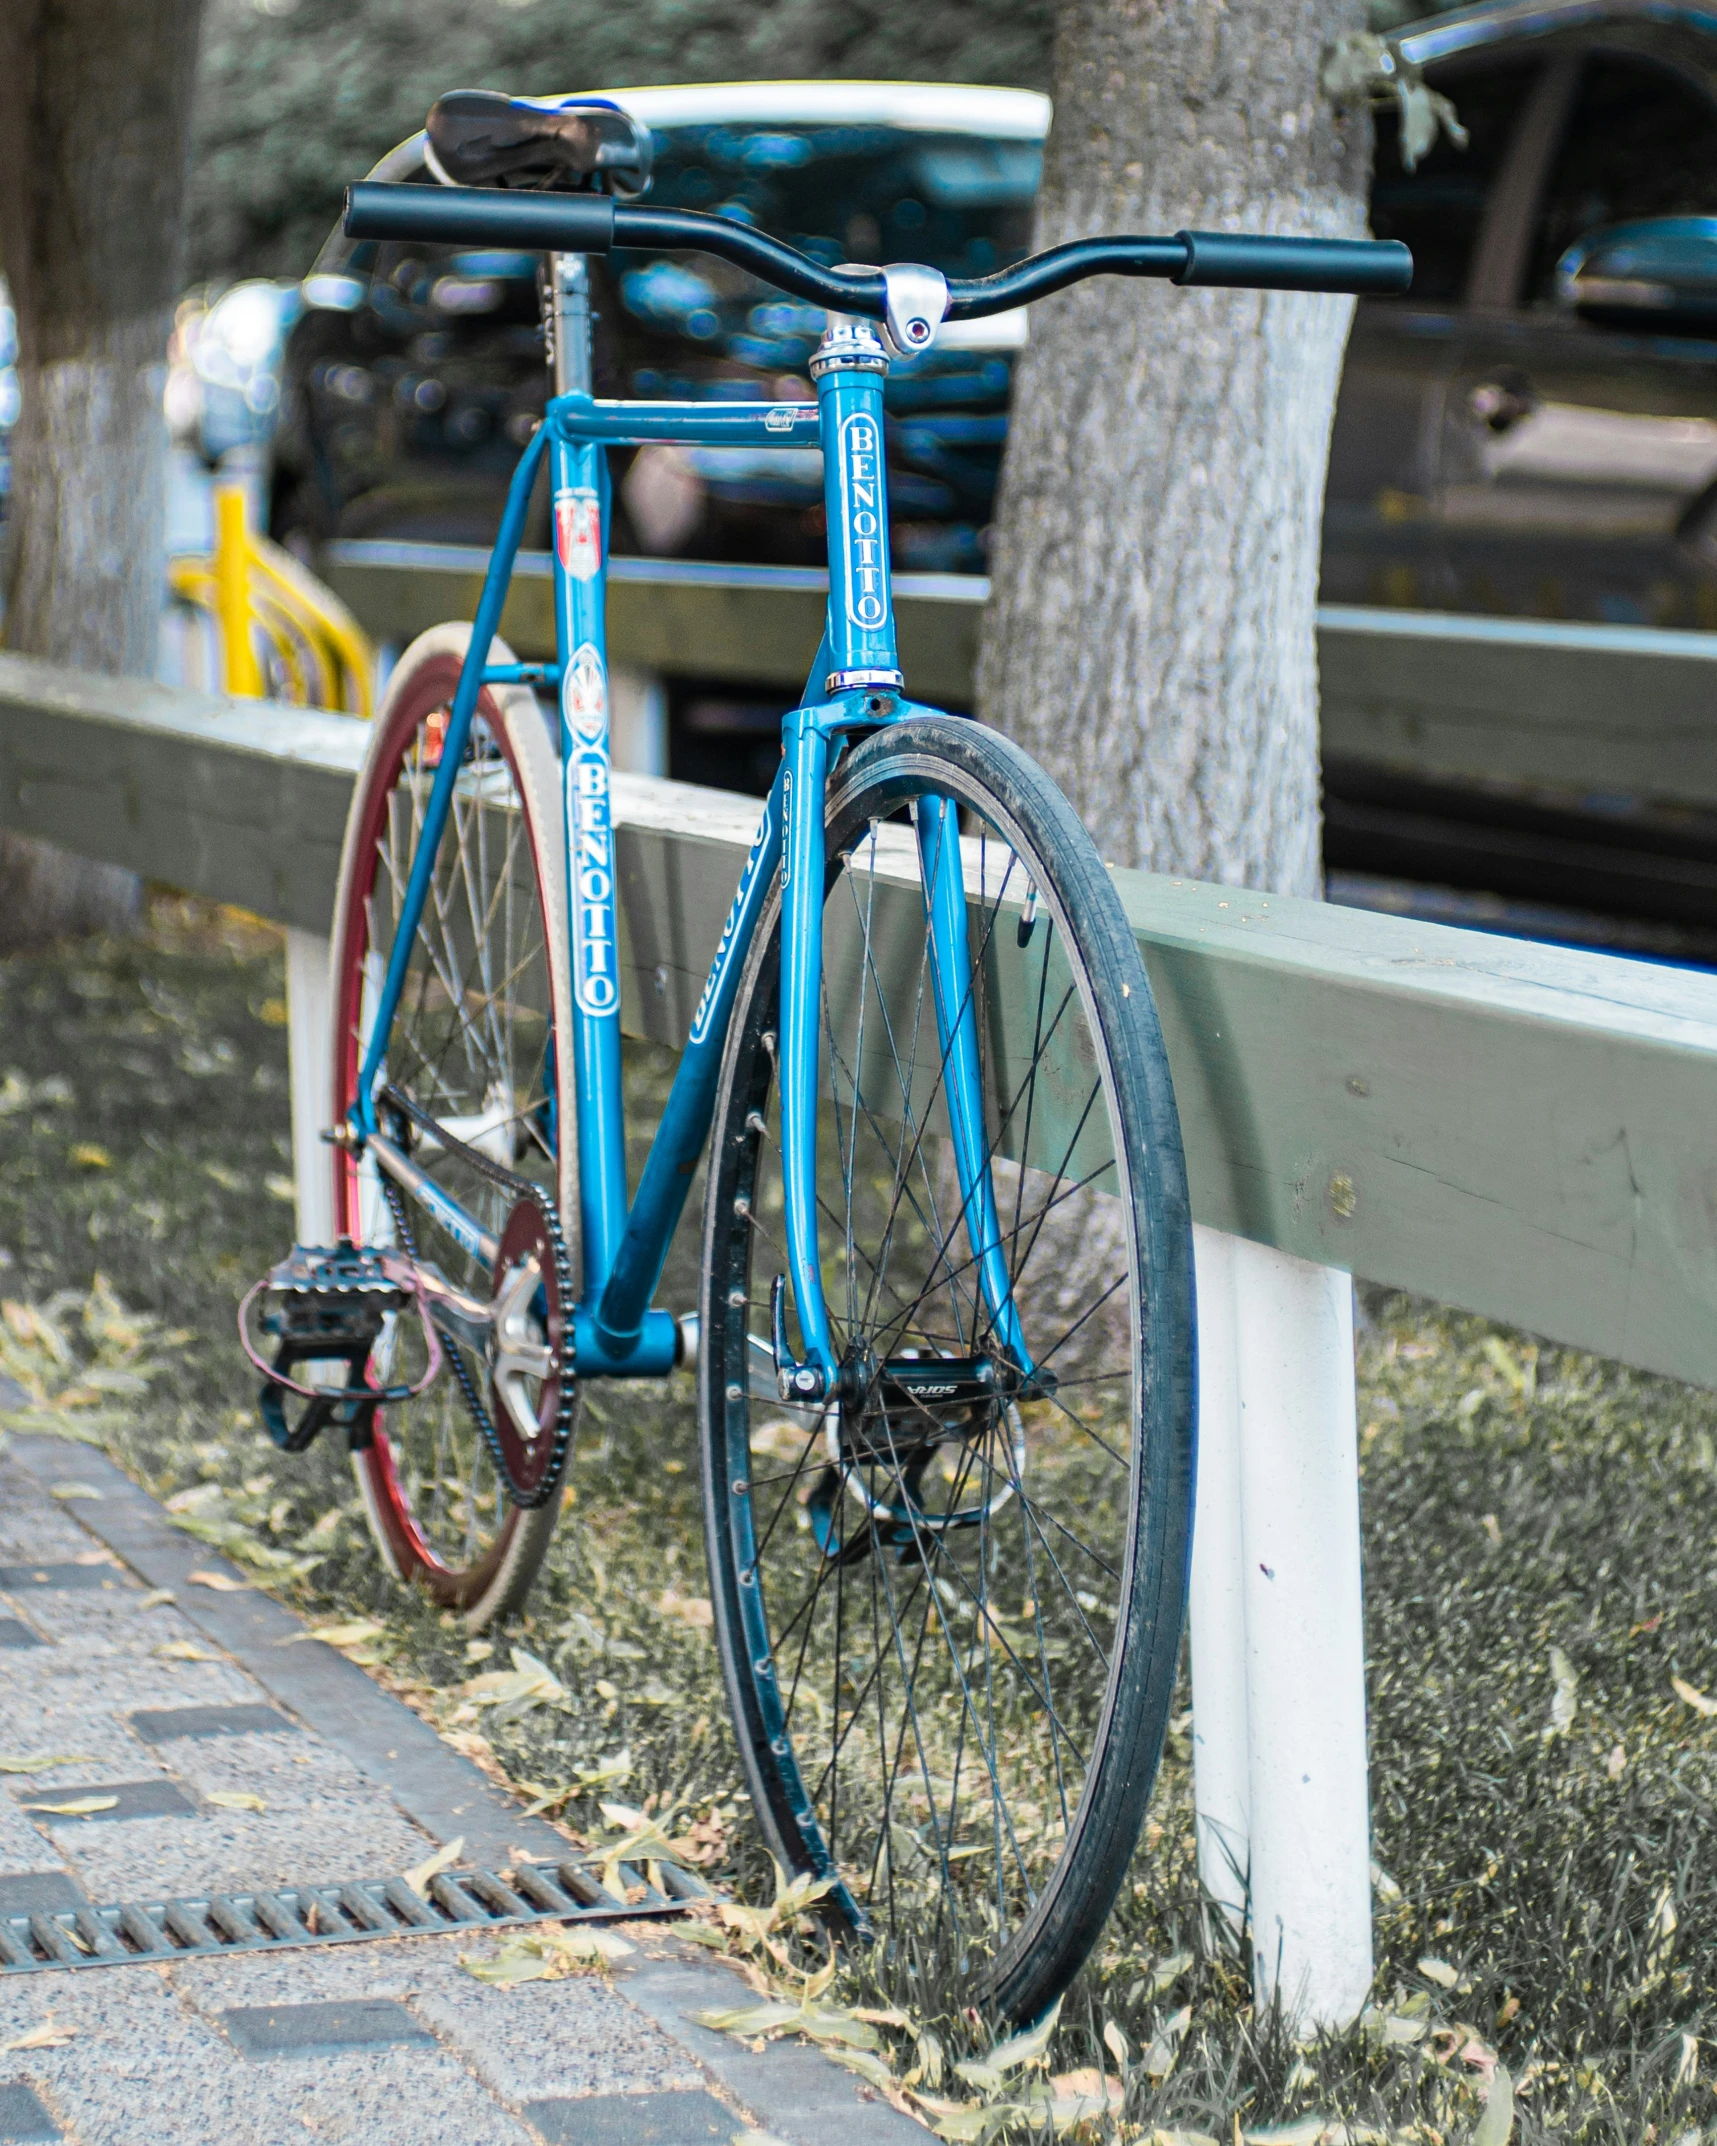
[343,181,1413,313]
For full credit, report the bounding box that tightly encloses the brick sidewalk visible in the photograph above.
[0,1435,922,2146]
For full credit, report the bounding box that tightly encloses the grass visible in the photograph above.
[2,895,1716,2141]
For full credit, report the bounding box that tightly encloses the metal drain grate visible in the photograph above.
[0,1856,712,1974]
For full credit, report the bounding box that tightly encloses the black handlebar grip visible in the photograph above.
[1174,230,1412,296]
[343,180,617,252]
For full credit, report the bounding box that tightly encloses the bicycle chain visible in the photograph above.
[375,1083,577,1511]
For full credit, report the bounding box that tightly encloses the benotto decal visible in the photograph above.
[566,666,618,1019]
[562,641,607,746]
[763,405,801,433]
[553,487,601,583]
[688,797,774,1047]
[837,412,889,631]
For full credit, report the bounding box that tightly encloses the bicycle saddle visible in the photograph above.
[424,91,652,197]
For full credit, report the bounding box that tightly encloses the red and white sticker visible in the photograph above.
[553,486,601,582]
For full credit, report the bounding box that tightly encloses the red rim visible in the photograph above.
[333,648,560,1606]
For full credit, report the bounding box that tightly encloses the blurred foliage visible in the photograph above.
[185,0,1054,284]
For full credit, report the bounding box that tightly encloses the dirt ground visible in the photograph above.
[3,896,1715,2144]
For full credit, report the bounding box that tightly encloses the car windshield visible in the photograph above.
[618,123,1040,366]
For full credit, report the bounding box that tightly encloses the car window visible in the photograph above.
[613,123,1041,378]
[1525,55,1717,298]
[646,123,1040,276]
[1368,62,1540,304]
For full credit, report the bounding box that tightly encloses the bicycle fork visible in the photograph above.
[771,313,1032,1405]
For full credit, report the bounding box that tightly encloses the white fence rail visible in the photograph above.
[5,647,1717,2021]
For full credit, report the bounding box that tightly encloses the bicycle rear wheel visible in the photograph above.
[699,716,1195,2020]
[329,622,577,1628]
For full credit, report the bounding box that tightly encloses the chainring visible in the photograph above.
[376,1084,577,1510]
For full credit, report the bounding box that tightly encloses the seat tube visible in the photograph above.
[550,385,628,1303]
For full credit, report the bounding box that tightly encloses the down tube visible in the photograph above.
[917,797,1031,1372]
[552,429,628,1297]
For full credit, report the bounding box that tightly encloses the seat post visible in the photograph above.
[546,251,593,398]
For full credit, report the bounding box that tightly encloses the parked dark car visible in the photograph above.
[274,11,1717,635]
[269,13,1717,945]
[271,84,1041,579]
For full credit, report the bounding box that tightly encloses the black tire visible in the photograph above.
[698,716,1195,2020]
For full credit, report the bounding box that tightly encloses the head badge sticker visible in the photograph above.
[563,641,607,746]
[554,487,601,583]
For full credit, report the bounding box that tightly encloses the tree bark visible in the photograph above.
[979,0,1372,898]
[0,0,205,948]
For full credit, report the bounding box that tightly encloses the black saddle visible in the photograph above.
[425,90,652,197]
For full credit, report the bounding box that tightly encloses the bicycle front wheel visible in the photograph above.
[329,622,577,1628]
[699,715,1195,2020]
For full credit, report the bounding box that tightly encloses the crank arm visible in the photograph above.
[411,1261,497,1357]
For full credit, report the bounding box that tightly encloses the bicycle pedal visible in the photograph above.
[241,1239,424,1455]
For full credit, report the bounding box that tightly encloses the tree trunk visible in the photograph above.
[979,0,1372,899]
[0,0,205,949]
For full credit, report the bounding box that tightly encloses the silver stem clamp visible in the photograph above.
[879,263,950,359]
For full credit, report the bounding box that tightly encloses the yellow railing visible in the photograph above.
[169,481,375,716]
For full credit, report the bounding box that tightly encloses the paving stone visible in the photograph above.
[0,1875,83,1918]
[0,1960,278,2146]
[12,1779,194,1824]
[43,1802,436,1904]
[0,1440,905,2145]
[220,1998,434,2058]
[0,2081,59,2141]
[0,1565,131,1594]
[0,1624,41,1651]
[129,1705,297,1744]
[524,2091,733,2143]
[406,1950,706,2104]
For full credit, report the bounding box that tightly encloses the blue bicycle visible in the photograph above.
[244,90,1409,2014]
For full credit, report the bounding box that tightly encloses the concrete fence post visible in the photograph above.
[1188,1227,1374,2028]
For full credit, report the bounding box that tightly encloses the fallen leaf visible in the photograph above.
[186,1569,249,1593]
[462,1646,567,1713]
[1141,2003,1191,2079]
[1544,1645,1578,1739]
[206,1790,266,1812]
[23,1794,119,1815]
[1672,1674,1717,1718]
[1472,2063,1514,2146]
[154,1640,221,1662]
[461,1925,632,1985]
[69,1144,111,1169]
[0,1753,99,1774]
[953,1997,1063,2093]
[48,1481,101,1500]
[137,1589,174,1609]
[3,2021,75,2051]
[1050,2068,1125,2124]
[264,1175,296,1204]
[1418,1956,1460,1989]
[659,1587,715,1629]
[278,1618,388,1649]
[403,1836,465,1899]
[1102,2020,1130,2070]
